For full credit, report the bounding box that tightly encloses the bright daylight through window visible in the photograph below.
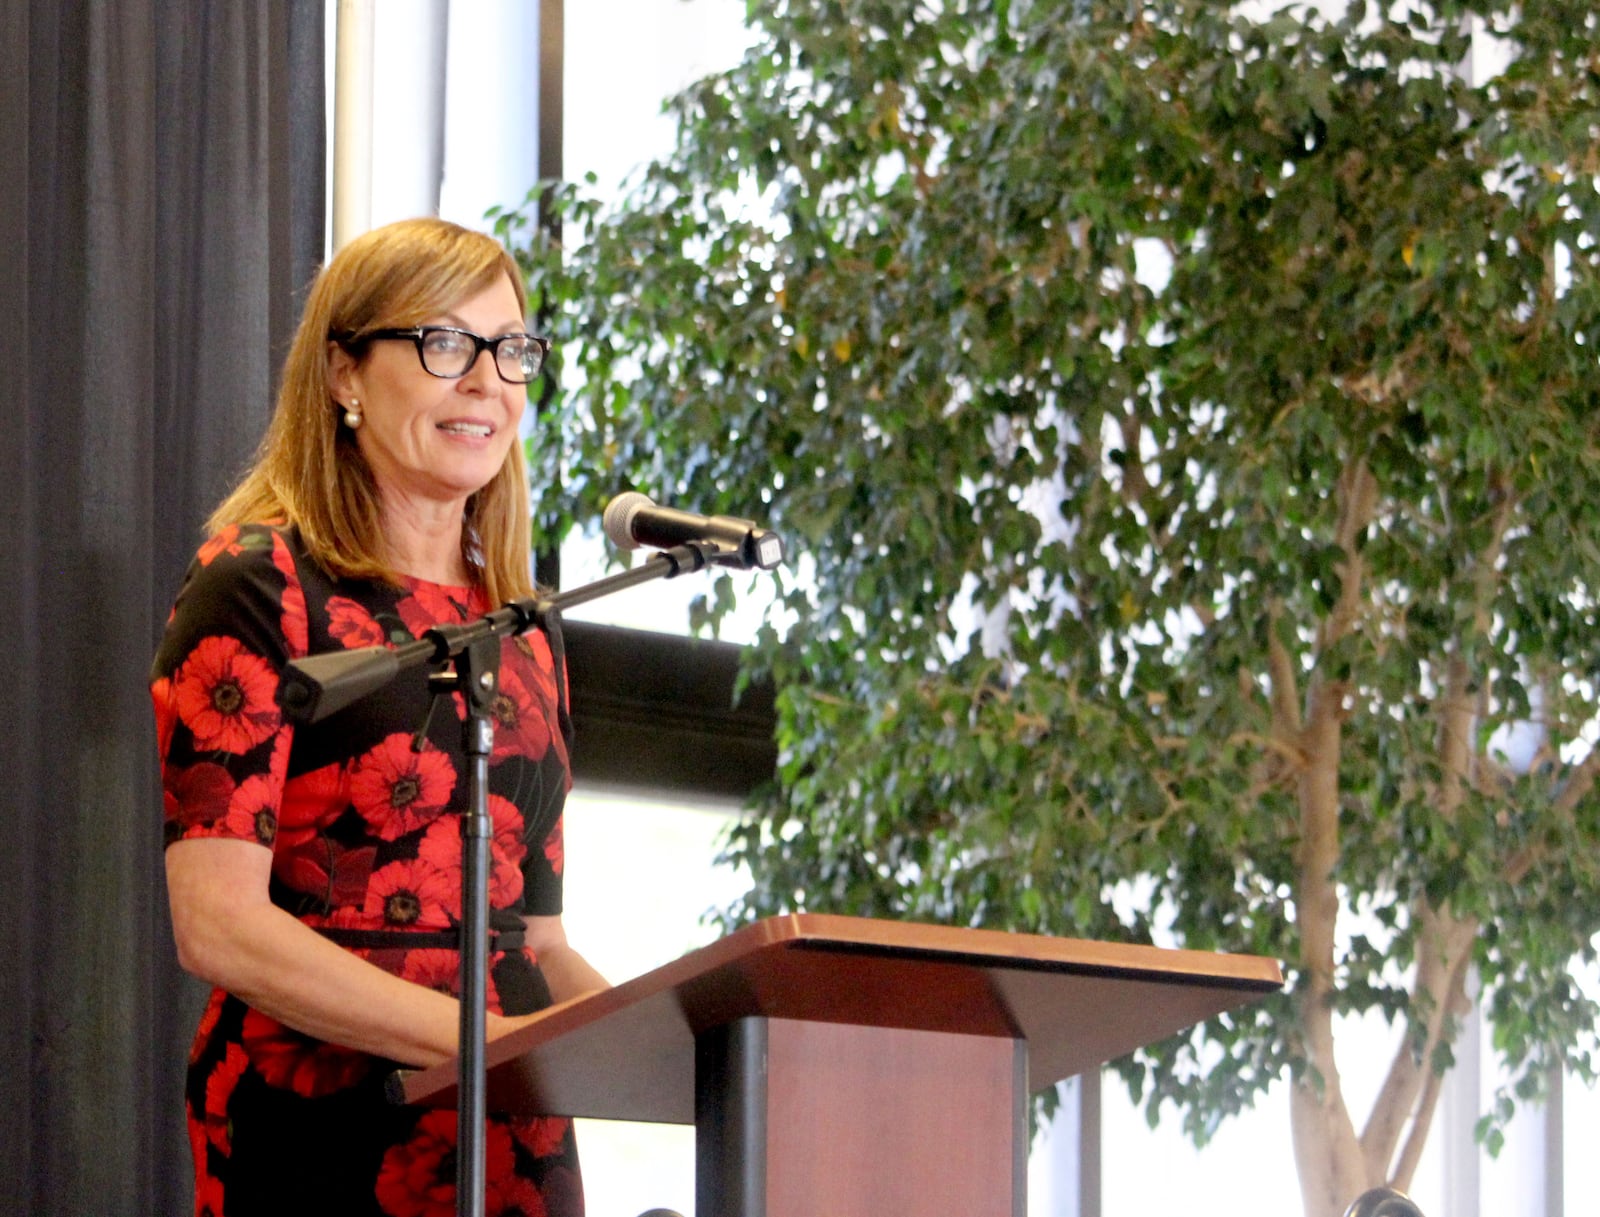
[353,2,1599,1212]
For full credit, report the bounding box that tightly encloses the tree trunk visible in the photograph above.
[1291,676,1371,1217]
[1290,1073,1371,1217]
[1291,453,1380,1217]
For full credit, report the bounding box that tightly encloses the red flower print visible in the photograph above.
[197,523,243,566]
[204,1043,249,1152]
[151,676,178,756]
[226,772,280,846]
[275,830,377,911]
[274,757,359,904]
[272,825,312,870]
[513,1115,571,1162]
[399,948,499,1013]
[165,762,237,835]
[327,595,389,649]
[278,760,348,831]
[542,816,565,877]
[376,1111,515,1217]
[189,989,226,1064]
[366,850,459,929]
[488,795,526,907]
[173,635,280,754]
[488,665,551,763]
[488,1172,549,1217]
[270,727,291,777]
[312,903,370,932]
[394,945,503,1009]
[282,584,309,655]
[396,581,479,640]
[273,535,309,657]
[512,632,561,710]
[185,1115,207,1189]
[239,1008,371,1097]
[195,1172,226,1217]
[328,843,379,909]
[400,947,461,996]
[376,1110,456,1217]
[350,733,457,840]
[512,630,548,664]
[510,633,569,774]
[307,904,384,949]
[417,815,464,873]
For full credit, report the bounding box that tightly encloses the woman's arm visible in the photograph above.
[166,836,525,1067]
[521,913,610,1005]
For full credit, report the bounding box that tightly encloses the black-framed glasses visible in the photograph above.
[356,326,551,384]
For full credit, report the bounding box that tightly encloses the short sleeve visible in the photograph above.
[151,524,307,850]
[520,812,564,918]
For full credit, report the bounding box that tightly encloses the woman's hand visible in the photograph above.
[521,914,611,1005]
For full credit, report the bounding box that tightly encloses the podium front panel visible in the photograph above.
[696,1016,1026,1217]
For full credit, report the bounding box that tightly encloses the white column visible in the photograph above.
[1441,979,1482,1217]
[369,0,450,227]
[331,0,375,250]
[1545,1069,1564,1217]
[438,0,543,229]
[1032,1072,1100,1217]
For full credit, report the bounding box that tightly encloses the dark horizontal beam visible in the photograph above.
[563,619,777,799]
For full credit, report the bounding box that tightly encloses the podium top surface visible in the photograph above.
[398,913,1283,1123]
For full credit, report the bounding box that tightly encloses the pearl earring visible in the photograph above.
[343,399,362,429]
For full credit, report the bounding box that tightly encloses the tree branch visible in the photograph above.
[1551,738,1600,816]
[1268,600,1303,739]
[1119,409,1151,503]
[1502,741,1600,886]
[1318,455,1378,652]
[1362,479,1514,1176]
[1390,936,1472,1190]
[1358,912,1476,1178]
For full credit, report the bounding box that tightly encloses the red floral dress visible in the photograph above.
[151,523,582,1217]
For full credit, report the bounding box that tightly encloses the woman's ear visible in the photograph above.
[327,340,359,403]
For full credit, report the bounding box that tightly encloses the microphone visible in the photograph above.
[602,492,785,571]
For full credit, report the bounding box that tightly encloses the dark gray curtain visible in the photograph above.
[0,3,323,1213]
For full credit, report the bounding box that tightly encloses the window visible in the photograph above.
[342,5,1591,1212]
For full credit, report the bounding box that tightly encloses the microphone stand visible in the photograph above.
[276,539,752,1217]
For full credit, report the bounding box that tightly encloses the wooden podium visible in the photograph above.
[397,914,1283,1217]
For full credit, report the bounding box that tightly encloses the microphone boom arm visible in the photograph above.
[276,539,739,726]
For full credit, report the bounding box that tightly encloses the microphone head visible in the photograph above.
[602,491,654,550]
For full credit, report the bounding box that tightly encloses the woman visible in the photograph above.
[151,217,607,1217]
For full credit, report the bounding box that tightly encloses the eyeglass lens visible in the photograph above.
[419,328,544,382]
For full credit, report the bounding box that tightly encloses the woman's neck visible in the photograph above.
[377,492,473,586]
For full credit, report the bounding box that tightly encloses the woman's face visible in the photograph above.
[328,275,528,516]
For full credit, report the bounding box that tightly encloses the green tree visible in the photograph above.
[496,2,1600,1214]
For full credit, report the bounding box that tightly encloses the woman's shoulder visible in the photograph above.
[156,521,312,672]
[174,521,309,604]
[191,520,295,568]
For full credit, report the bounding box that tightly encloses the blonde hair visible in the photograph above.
[209,217,536,605]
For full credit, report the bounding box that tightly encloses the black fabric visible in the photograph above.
[315,926,528,953]
[0,3,324,1213]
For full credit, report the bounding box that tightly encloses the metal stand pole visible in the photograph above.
[448,636,501,1217]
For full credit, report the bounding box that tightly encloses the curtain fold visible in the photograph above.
[0,3,323,1212]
